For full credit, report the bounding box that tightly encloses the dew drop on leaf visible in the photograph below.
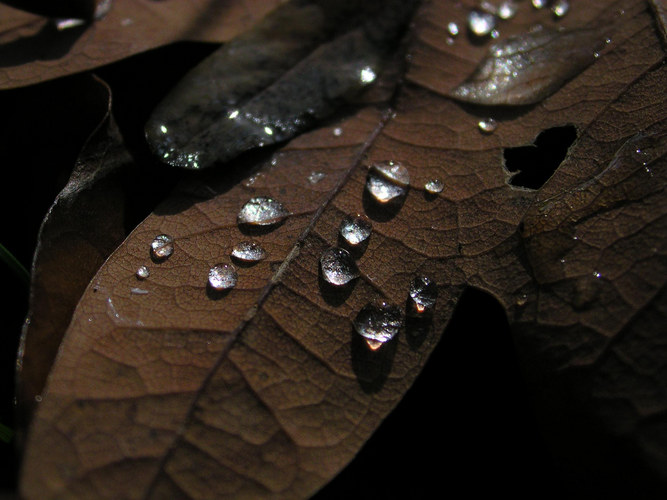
[208,264,238,291]
[447,22,460,37]
[468,10,496,37]
[353,300,403,350]
[408,276,438,314]
[424,179,444,194]
[136,266,150,280]
[478,118,498,133]
[532,0,548,9]
[150,234,174,261]
[366,161,410,203]
[497,0,518,20]
[237,197,289,226]
[340,214,372,246]
[308,171,326,185]
[320,247,359,286]
[552,0,570,18]
[231,241,266,263]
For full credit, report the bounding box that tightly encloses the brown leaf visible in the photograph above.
[16,75,130,434]
[19,0,667,497]
[0,0,283,89]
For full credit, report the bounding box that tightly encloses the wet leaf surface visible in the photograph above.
[13,0,667,498]
[0,0,283,89]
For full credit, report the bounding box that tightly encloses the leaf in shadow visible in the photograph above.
[16,75,130,434]
[18,0,667,498]
[0,0,284,89]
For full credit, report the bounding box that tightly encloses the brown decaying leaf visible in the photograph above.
[0,0,283,89]
[16,75,130,435]
[19,0,667,497]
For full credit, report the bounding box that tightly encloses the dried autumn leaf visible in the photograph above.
[0,0,283,89]
[19,0,667,497]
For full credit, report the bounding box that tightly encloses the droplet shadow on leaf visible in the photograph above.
[350,327,397,394]
[206,285,232,301]
[404,308,432,350]
[361,187,406,222]
[317,268,356,307]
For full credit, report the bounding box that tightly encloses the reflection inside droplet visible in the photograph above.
[208,264,238,291]
[150,234,174,261]
[340,214,372,246]
[408,276,438,314]
[478,118,498,133]
[366,161,410,203]
[353,300,403,349]
[231,241,266,263]
[424,179,444,194]
[320,247,359,286]
[237,197,290,226]
[136,266,150,280]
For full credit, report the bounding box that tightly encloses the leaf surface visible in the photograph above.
[19,0,667,497]
[0,0,283,89]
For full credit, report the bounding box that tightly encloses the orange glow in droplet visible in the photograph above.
[366,339,383,351]
[415,303,426,313]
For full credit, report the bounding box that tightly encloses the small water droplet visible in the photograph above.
[231,241,266,263]
[552,0,570,17]
[353,300,403,350]
[308,171,326,184]
[593,51,600,58]
[497,0,518,19]
[478,118,498,133]
[55,18,86,30]
[447,21,460,37]
[320,247,359,286]
[409,276,438,314]
[446,36,455,45]
[244,173,263,187]
[516,294,528,307]
[333,127,343,137]
[366,161,410,203]
[468,10,496,37]
[592,271,602,279]
[237,197,289,226]
[340,214,372,246]
[490,29,500,39]
[130,287,149,295]
[208,264,238,291]
[34,395,42,403]
[424,179,444,194]
[151,234,174,261]
[136,266,150,280]
[532,0,548,9]
[360,66,377,84]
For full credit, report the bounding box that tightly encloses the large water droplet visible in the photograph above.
[208,264,238,291]
[231,241,266,263]
[353,300,403,350]
[237,197,289,226]
[478,118,498,133]
[497,0,518,19]
[424,179,444,194]
[408,276,438,314]
[552,0,570,18]
[340,214,372,246]
[150,234,174,261]
[468,10,496,37]
[136,266,150,280]
[366,161,410,203]
[320,247,359,286]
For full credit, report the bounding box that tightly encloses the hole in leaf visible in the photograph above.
[504,125,577,190]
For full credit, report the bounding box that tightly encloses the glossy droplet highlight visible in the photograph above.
[497,0,518,19]
[208,264,238,291]
[366,161,410,203]
[532,0,548,8]
[409,276,438,314]
[231,241,266,263]
[308,171,326,184]
[136,266,150,280]
[447,22,459,37]
[478,118,498,133]
[320,247,359,286]
[238,197,289,226]
[150,234,174,261]
[424,179,444,194]
[552,0,570,17]
[468,10,496,37]
[340,214,372,246]
[354,300,403,350]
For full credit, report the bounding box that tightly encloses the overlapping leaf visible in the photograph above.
[18,0,667,498]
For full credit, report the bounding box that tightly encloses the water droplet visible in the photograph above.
[353,300,403,350]
[360,66,377,84]
[490,29,500,39]
[237,197,289,226]
[130,288,149,295]
[409,276,438,314]
[243,172,263,187]
[55,18,86,30]
[320,247,359,286]
[136,266,150,280]
[151,234,174,261]
[231,241,266,263]
[340,214,372,246]
[552,0,570,17]
[424,179,444,194]
[497,0,518,19]
[478,118,498,133]
[532,0,548,9]
[447,21,460,37]
[208,264,238,291]
[333,127,343,137]
[308,171,326,184]
[34,395,42,403]
[366,161,410,203]
[516,294,528,307]
[468,10,496,37]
